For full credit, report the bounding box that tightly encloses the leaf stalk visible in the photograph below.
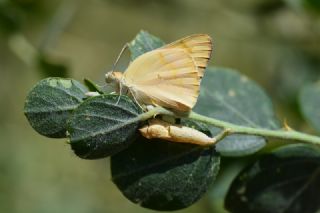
[139,107,320,146]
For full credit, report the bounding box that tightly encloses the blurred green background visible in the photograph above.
[1,0,320,212]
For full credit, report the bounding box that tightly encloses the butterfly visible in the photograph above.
[105,34,212,112]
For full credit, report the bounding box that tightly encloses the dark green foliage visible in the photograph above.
[37,55,68,78]
[111,136,220,211]
[24,78,88,138]
[83,78,104,94]
[68,95,142,159]
[106,0,177,8]
[128,30,165,60]
[299,82,320,133]
[0,0,44,34]
[225,144,320,213]
[253,0,285,15]
[304,0,320,12]
[0,4,21,33]
[271,52,320,105]
[194,67,280,156]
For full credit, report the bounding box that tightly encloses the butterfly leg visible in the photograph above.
[115,82,124,105]
[131,93,145,111]
[115,95,121,105]
[127,88,146,111]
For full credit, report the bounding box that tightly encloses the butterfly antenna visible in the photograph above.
[112,43,128,105]
[111,42,129,73]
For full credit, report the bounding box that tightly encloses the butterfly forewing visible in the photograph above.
[162,34,212,77]
[124,48,199,111]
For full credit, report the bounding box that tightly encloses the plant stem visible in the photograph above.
[139,107,320,146]
[189,111,320,145]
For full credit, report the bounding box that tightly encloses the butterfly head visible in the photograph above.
[105,71,124,84]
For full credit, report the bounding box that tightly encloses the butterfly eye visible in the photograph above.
[105,72,114,83]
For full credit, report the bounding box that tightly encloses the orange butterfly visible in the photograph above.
[105,34,212,112]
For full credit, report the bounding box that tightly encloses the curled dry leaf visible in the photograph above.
[139,119,216,146]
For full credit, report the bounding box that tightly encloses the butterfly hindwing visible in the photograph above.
[161,34,212,77]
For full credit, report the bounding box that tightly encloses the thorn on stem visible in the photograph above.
[283,119,294,131]
[212,128,231,145]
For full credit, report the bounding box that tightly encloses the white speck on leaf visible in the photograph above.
[228,89,236,97]
[240,76,248,83]
[60,79,72,88]
[49,79,58,87]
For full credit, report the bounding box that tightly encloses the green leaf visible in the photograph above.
[111,136,220,211]
[83,78,104,94]
[270,51,319,105]
[24,78,88,138]
[68,95,142,159]
[194,67,280,156]
[225,144,320,213]
[128,30,165,60]
[299,82,320,133]
[37,54,68,78]
[208,159,249,213]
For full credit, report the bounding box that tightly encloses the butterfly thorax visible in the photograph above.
[105,71,124,84]
[105,71,130,94]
